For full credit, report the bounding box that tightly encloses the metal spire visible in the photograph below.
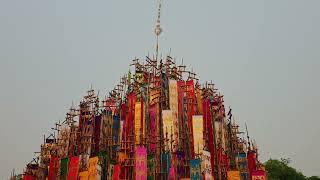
[154,0,163,60]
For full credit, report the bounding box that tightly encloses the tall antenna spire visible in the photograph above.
[154,0,163,60]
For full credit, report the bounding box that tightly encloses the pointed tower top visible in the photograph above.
[154,0,163,60]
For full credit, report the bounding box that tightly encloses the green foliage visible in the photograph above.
[307,176,320,180]
[264,159,319,180]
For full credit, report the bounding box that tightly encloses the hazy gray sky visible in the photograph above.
[0,0,319,178]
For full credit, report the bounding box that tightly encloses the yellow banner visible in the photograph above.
[227,171,241,180]
[169,79,179,150]
[192,115,204,154]
[162,110,174,151]
[88,157,99,180]
[135,102,141,144]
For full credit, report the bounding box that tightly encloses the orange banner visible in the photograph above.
[227,171,240,180]
[88,157,99,180]
[78,171,88,180]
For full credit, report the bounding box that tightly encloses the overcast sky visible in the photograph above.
[0,0,319,178]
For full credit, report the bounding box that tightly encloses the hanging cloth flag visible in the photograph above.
[190,159,201,180]
[113,164,120,180]
[78,171,89,180]
[169,166,176,180]
[196,88,203,114]
[203,98,215,171]
[201,151,213,179]
[227,171,241,180]
[162,110,174,151]
[135,146,147,180]
[22,175,33,180]
[147,154,155,180]
[67,156,80,180]
[251,170,267,180]
[134,102,142,144]
[60,157,69,180]
[92,115,102,154]
[186,80,196,158]
[192,115,204,155]
[88,156,99,180]
[161,153,171,178]
[149,104,157,153]
[247,151,257,177]
[107,163,115,180]
[169,79,179,151]
[48,156,59,180]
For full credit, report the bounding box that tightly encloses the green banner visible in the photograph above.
[60,157,69,180]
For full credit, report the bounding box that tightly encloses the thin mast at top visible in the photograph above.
[154,0,163,61]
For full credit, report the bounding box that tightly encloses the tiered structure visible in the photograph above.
[11,1,267,180]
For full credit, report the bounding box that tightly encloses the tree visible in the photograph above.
[264,158,305,180]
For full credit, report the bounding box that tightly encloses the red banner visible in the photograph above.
[251,170,267,180]
[247,151,257,178]
[67,156,80,180]
[203,98,215,171]
[48,156,59,180]
[186,80,196,158]
[22,175,33,180]
[113,164,121,180]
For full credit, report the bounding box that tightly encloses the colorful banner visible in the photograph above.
[135,102,142,144]
[162,110,174,151]
[201,151,212,178]
[113,115,120,144]
[203,98,215,170]
[149,104,157,153]
[135,146,147,180]
[67,156,80,180]
[236,153,247,171]
[169,79,179,150]
[57,126,70,158]
[247,151,257,176]
[177,151,185,175]
[78,171,88,180]
[169,166,176,180]
[22,175,33,180]
[92,115,102,154]
[88,157,99,180]
[108,164,115,180]
[79,154,90,172]
[227,171,241,180]
[113,164,120,180]
[192,115,204,154]
[161,153,171,177]
[60,157,69,180]
[147,154,155,180]
[48,156,59,180]
[186,80,196,158]
[251,170,267,180]
[196,88,203,114]
[190,159,201,180]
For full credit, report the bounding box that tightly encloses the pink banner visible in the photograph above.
[149,104,157,153]
[135,146,147,180]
